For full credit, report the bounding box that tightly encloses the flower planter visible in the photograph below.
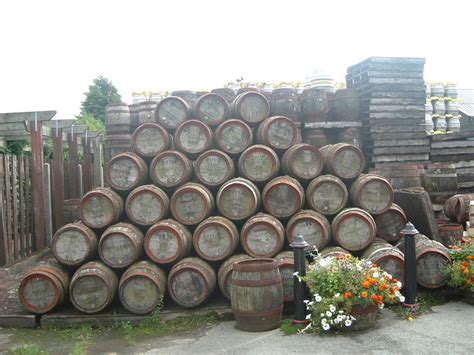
[347,303,378,331]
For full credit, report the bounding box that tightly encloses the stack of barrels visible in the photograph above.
[19,89,450,316]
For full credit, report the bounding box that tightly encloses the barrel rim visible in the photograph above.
[194,149,235,187]
[170,184,213,225]
[125,185,169,226]
[98,226,142,269]
[234,91,270,124]
[306,175,348,215]
[352,175,394,215]
[52,224,94,265]
[262,177,304,218]
[233,258,280,272]
[332,209,376,251]
[119,271,164,314]
[241,216,285,258]
[214,119,253,155]
[194,92,229,126]
[168,265,212,307]
[193,218,238,261]
[217,179,260,220]
[149,150,192,187]
[79,189,119,229]
[174,119,213,156]
[238,144,280,182]
[328,144,365,179]
[259,115,298,150]
[286,213,329,245]
[19,271,63,313]
[132,122,170,157]
[70,273,111,313]
[284,143,324,180]
[105,153,147,192]
[155,96,190,129]
[144,222,187,264]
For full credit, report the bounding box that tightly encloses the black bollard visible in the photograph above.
[401,222,419,307]
[290,234,308,324]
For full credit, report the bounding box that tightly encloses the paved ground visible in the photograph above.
[0,301,473,354]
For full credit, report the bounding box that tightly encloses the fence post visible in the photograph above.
[82,132,92,194]
[93,135,103,188]
[67,132,80,199]
[51,127,65,231]
[0,155,9,266]
[43,163,53,247]
[78,164,83,197]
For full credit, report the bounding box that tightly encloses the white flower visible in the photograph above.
[307,301,314,306]
[329,305,336,313]
[305,313,312,320]
[293,271,299,276]
[341,315,346,320]
[320,313,325,317]
[338,310,344,314]
[372,272,379,278]
[334,293,341,298]
[315,295,322,302]
[366,260,372,265]
[378,303,384,309]
[303,299,309,304]
[326,311,333,317]
[334,318,340,324]
[399,295,405,303]
[322,323,330,331]
[396,281,402,288]
[345,319,352,327]
[336,315,343,322]
[319,257,332,267]
[350,315,356,321]
[321,318,327,324]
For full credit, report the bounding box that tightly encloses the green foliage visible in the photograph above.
[9,344,49,355]
[444,243,474,292]
[76,113,106,134]
[5,140,29,156]
[57,325,93,355]
[81,75,121,123]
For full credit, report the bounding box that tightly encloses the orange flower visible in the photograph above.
[466,279,472,285]
[371,294,378,301]
[377,295,383,302]
[461,265,466,270]
[378,285,385,292]
[384,275,391,281]
[466,255,473,261]
[393,279,398,283]
[462,261,468,267]
[362,281,371,289]
[370,278,378,285]
[344,292,353,299]
[464,268,470,275]
[366,275,372,281]
[372,264,378,268]
[361,291,368,298]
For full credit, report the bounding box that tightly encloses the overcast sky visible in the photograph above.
[1,0,473,120]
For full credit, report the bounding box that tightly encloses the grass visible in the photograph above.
[9,344,49,355]
[280,319,308,335]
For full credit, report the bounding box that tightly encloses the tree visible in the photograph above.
[81,75,122,123]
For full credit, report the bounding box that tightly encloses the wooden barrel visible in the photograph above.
[144,219,192,265]
[63,198,81,224]
[132,123,170,158]
[216,178,261,221]
[19,261,70,314]
[168,257,216,308]
[274,251,308,303]
[211,88,236,104]
[231,258,283,331]
[103,134,133,164]
[270,87,300,122]
[361,239,405,282]
[286,210,331,251]
[194,93,229,126]
[321,143,365,180]
[194,150,235,188]
[336,128,362,149]
[79,188,124,229]
[232,91,270,126]
[396,234,451,288]
[424,163,458,204]
[149,150,193,189]
[217,254,252,300]
[281,143,323,182]
[443,194,474,224]
[238,145,280,184]
[300,88,330,122]
[306,175,348,215]
[105,152,148,192]
[171,90,197,107]
[437,222,464,246]
[98,222,144,269]
[170,183,215,226]
[369,164,423,190]
[333,89,361,121]
[69,261,118,314]
[138,101,158,125]
[174,120,213,158]
[129,103,140,132]
[350,174,394,215]
[262,176,304,219]
[105,102,130,134]
[119,261,167,315]
[332,208,377,252]
[193,216,239,262]
[125,185,169,227]
[214,119,253,156]
[374,204,407,242]
[52,222,98,267]
[256,116,298,151]
[302,129,328,148]
[319,246,351,258]
[155,96,191,130]
[240,213,285,258]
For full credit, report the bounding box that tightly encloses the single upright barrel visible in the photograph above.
[331,208,376,252]
[214,119,254,156]
[306,175,348,215]
[238,145,280,184]
[132,123,170,158]
[240,213,285,258]
[98,222,144,269]
[138,101,158,125]
[149,150,193,189]
[119,261,167,315]
[105,152,148,192]
[69,261,118,314]
[168,257,216,308]
[79,188,124,229]
[256,116,298,151]
[217,254,252,300]
[350,174,394,215]
[125,185,169,227]
[105,103,131,134]
[211,87,236,104]
[281,143,323,182]
[144,219,192,265]
[52,222,98,267]
[231,258,283,332]
[194,93,229,126]
[424,163,458,204]
[232,91,270,125]
[171,90,197,107]
[321,143,365,180]
[129,103,140,132]
[270,87,300,122]
[155,96,191,130]
[333,89,361,121]
[262,176,304,219]
[216,178,261,221]
[103,134,133,164]
[194,150,235,188]
[300,88,330,122]
[62,199,81,224]
[19,261,70,314]
[286,210,331,251]
[170,183,215,225]
[302,129,328,148]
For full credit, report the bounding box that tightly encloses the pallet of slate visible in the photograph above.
[345,57,429,167]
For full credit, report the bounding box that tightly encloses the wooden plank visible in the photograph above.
[67,133,80,199]
[82,135,92,194]
[24,156,32,254]
[11,156,19,260]
[78,164,83,197]
[0,111,56,123]
[303,121,362,129]
[0,155,9,265]
[430,130,474,142]
[372,146,431,155]
[4,155,13,261]
[43,163,53,247]
[51,128,65,230]
[430,147,474,156]
[30,121,46,251]
[18,156,26,257]
[92,136,103,188]
[431,140,474,149]
[44,119,75,129]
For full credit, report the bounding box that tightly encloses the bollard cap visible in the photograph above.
[401,222,419,237]
[290,234,309,249]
